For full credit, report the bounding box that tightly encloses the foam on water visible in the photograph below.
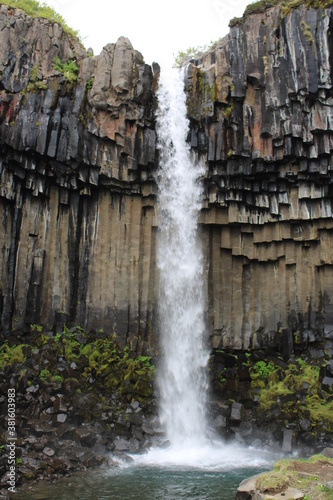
[128,441,279,470]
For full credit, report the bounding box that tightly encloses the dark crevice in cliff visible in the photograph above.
[329,12,333,89]
[68,192,82,325]
[2,204,22,334]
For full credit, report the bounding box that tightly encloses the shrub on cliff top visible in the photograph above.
[1,0,79,38]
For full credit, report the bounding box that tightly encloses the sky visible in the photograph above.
[43,0,251,68]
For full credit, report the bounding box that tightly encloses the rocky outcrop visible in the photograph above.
[184,3,333,351]
[235,451,333,499]
[0,328,157,489]
[0,5,157,348]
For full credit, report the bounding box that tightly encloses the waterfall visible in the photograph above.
[131,67,279,468]
[155,67,210,447]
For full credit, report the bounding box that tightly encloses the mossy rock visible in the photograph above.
[133,379,153,398]
[255,470,291,494]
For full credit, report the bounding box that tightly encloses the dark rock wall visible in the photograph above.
[185,4,333,351]
[0,5,157,349]
[0,3,333,355]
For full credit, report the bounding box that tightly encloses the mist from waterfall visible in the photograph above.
[155,66,210,448]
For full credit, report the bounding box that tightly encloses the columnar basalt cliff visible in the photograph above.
[184,3,333,352]
[0,3,333,357]
[0,5,158,349]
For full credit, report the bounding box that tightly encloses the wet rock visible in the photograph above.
[112,451,134,463]
[113,438,130,452]
[131,425,143,441]
[235,473,262,500]
[129,438,140,453]
[282,429,294,453]
[74,427,97,448]
[53,395,67,413]
[322,376,333,389]
[113,416,131,436]
[43,447,55,457]
[213,415,227,430]
[32,422,53,435]
[230,403,243,422]
[54,423,75,440]
[22,457,40,471]
[326,360,333,377]
[56,414,68,424]
[128,412,143,426]
[322,447,333,458]
[239,421,253,437]
[299,431,317,447]
[26,385,39,394]
[77,450,98,468]
[131,401,140,410]
[299,418,311,432]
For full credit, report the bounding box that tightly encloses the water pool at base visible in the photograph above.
[15,444,282,500]
[17,465,268,500]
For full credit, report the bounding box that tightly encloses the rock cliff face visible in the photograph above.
[0,5,157,349]
[185,4,333,352]
[0,3,332,355]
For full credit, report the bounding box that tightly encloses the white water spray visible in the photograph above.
[129,67,281,470]
[155,67,210,447]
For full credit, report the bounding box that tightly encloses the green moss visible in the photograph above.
[256,456,333,498]
[51,374,64,384]
[1,326,155,407]
[0,342,28,369]
[27,81,48,92]
[255,470,291,494]
[222,100,234,119]
[301,19,314,44]
[250,356,333,431]
[39,368,51,381]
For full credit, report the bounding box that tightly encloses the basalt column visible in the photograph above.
[185,4,333,352]
[0,5,158,349]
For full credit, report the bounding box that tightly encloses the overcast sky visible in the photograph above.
[44,0,251,67]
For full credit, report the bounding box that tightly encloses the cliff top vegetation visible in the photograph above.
[0,0,79,37]
[229,0,333,27]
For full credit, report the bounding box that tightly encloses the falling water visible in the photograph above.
[155,67,210,448]
[131,66,280,470]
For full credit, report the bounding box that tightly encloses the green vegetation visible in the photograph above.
[1,325,156,406]
[250,356,333,430]
[255,455,333,498]
[229,0,333,27]
[30,323,43,333]
[251,360,276,377]
[39,368,51,381]
[173,40,219,68]
[215,349,332,435]
[1,0,79,38]
[53,57,79,83]
[26,65,48,92]
[86,77,94,90]
[301,19,314,44]
[221,100,234,119]
[0,341,28,369]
